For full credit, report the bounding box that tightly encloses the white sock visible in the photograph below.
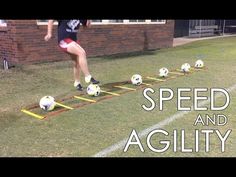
[74,80,81,87]
[85,75,92,83]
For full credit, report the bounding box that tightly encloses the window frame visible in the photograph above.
[37,20,167,25]
[0,20,7,27]
[91,19,166,25]
[37,20,58,25]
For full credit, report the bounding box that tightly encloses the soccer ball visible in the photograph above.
[87,84,101,96]
[131,74,142,85]
[181,63,191,72]
[159,67,169,77]
[195,60,204,68]
[39,96,56,111]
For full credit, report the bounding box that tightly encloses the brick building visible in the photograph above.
[0,20,175,64]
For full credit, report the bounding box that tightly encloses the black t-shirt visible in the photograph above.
[57,20,87,43]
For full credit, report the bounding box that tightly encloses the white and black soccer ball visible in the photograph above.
[131,74,142,85]
[87,84,101,97]
[159,67,169,77]
[195,60,204,68]
[181,63,191,72]
[39,96,56,111]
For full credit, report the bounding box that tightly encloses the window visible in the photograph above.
[92,20,102,23]
[37,20,57,25]
[91,19,166,24]
[37,20,166,25]
[0,20,7,27]
[151,20,166,23]
[108,20,124,23]
[129,20,145,23]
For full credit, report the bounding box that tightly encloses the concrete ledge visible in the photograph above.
[173,34,236,47]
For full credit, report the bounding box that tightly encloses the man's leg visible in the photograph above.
[69,54,83,91]
[67,42,90,76]
[66,41,99,84]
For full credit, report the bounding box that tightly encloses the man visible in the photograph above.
[44,20,100,91]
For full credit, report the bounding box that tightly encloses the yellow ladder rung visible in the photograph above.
[169,71,185,75]
[142,82,152,86]
[114,86,136,91]
[74,96,97,103]
[55,102,74,110]
[21,109,45,120]
[146,76,165,82]
[101,90,120,96]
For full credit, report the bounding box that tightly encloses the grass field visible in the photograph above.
[0,36,236,157]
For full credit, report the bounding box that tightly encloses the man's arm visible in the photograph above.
[44,20,54,41]
[86,20,91,27]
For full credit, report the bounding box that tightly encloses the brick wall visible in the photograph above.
[0,20,174,64]
[0,21,16,64]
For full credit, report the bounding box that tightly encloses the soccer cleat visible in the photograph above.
[75,83,83,91]
[90,77,100,84]
[85,75,100,84]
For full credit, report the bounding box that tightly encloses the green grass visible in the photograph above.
[1,36,236,157]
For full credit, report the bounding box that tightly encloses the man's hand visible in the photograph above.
[86,20,91,27]
[44,33,52,41]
